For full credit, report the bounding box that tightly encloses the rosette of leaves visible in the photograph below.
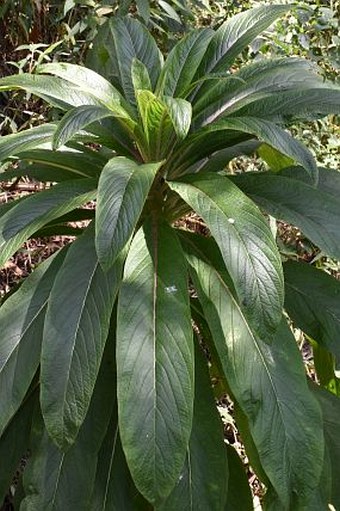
[1,6,340,510]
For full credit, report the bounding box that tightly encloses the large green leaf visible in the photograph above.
[197,5,290,77]
[195,116,318,184]
[0,74,99,111]
[193,58,332,126]
[0,178,96,268]
[284,261,340,360]
[87,17,162,103]
[0,390,37,505]
[309,384,340,510]
[182,232,324,508]
[159,343,228,511]
[234,86,340,120]
[53,105,119,150]
[196,140,260,174]
[37,63,133,117]
[95,157,162,270]
[41,225,124,450]
[0,124,56,162]
[116,219,194,505]
[168,129,248,176]
[156,29,214,98]
[169,173,284,340]
[2,148,106,182]
[231,170,340,260]
[22,343,115,511]
[0,250,66,437]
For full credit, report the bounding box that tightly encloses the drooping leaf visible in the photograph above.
[22,342,115,511]
[116,219,194,505]
[41,225,124,450]
[156,29,214,98]
[2,148,105,182]
[197,139,260,174]
[0,250,66,436]
[284,261,340,361]
[196,116,318,184]
[95,157,162,270]
[0,124,56,162]
[234,86,340,120]
[0,178,96,268]
[182,232,323,508]
[280,165,340,198]
[87,17,162,103]
[169,173,284,340]
[53,105,120,150]
[37,63,133,116]
[0,390,37,505]
[159,343,228,511]
[193,58,336,126]
[309,383,340,510]
[0,74,100,111]
[231,170,340,260]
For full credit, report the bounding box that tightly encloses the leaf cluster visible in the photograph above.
[0,6,340,510]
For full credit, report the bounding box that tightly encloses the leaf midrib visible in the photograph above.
[178,181,273,326]
[183,237,288,489]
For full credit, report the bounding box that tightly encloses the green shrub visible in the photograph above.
[0,6,340,509]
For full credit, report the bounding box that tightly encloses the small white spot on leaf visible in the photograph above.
[228,218,235,224]
[165,285,177,294]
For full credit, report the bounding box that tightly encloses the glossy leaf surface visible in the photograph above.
[0,124,55,162]
[0,74,99,110]
[198,5,290,76]
[37,63,132,115]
